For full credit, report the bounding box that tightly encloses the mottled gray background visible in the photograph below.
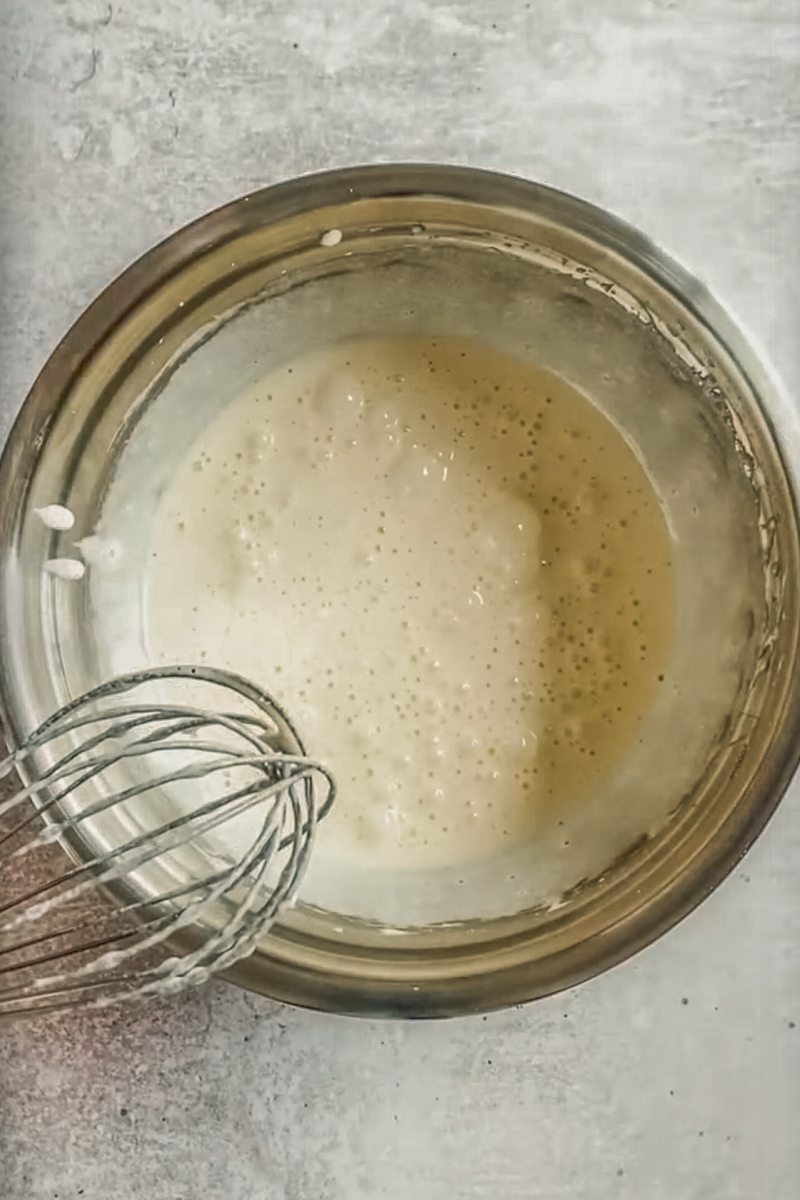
[1,2,798,1198]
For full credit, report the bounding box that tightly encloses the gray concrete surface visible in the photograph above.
[0,2,798,1197]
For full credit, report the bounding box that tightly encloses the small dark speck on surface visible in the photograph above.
[616,1168,625,1177]
[119,1107,128,1117]
[789,1020,796,1029]
[681,997,689,1005]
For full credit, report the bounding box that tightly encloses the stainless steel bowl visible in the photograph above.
[1,165,799,1016]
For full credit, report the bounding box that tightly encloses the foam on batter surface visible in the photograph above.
[146,335,674,869]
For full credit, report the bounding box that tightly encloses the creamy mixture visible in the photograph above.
[145,335,674,870]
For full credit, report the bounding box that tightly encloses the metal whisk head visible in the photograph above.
[0,665,335,1017]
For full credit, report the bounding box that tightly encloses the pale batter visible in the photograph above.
[145,336,674,869]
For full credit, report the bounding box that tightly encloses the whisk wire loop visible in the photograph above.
[0,665,335,1017]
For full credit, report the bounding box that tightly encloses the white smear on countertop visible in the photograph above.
[76,535,123,571]
[320,228,343,247]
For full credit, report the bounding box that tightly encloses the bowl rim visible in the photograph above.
[2,162,799,1018]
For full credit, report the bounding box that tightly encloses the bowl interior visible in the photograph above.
[2,168,798,1013]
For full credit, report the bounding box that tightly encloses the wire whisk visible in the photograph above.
[0,665,335,1018]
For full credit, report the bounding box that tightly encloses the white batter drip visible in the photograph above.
[145,336,674,870]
